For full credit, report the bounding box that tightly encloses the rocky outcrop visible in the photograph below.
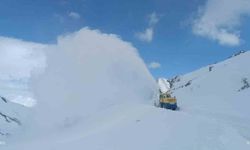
[0,95,25,141]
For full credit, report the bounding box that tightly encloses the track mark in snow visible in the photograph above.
[181,108,250,142]
[54,104,153,145]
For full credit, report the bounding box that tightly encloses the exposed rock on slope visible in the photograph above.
[0,95,26,141]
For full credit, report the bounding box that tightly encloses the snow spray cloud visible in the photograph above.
[31,27,158,131]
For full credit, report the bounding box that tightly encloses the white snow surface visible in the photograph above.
[170,51,250,145]
[0,97,30,142]
[3,104,250,150]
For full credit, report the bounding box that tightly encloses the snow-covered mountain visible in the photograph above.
[1,51,250,150]
[0,96,28,143]
[165,50,250,140]
[171,51,250,116]
[0,78,34,143]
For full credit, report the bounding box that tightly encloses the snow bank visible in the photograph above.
[30,27,158,133]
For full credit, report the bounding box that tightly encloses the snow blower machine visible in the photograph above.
[159,92,177,110]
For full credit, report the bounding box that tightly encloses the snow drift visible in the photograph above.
[31,28,158,132]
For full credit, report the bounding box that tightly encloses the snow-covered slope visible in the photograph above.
[0,78,34,143]
[0,96,28,143]
[171,51,250,114]
[3,104,250,150]
[170,50,250,140]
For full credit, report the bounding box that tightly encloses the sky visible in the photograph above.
[0,0,250,78]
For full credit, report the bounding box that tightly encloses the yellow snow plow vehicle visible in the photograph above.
[159,92,177,110]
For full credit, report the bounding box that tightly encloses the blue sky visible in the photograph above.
[0,0,250,78]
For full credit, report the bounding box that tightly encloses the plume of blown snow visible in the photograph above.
[31,27,158,133]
